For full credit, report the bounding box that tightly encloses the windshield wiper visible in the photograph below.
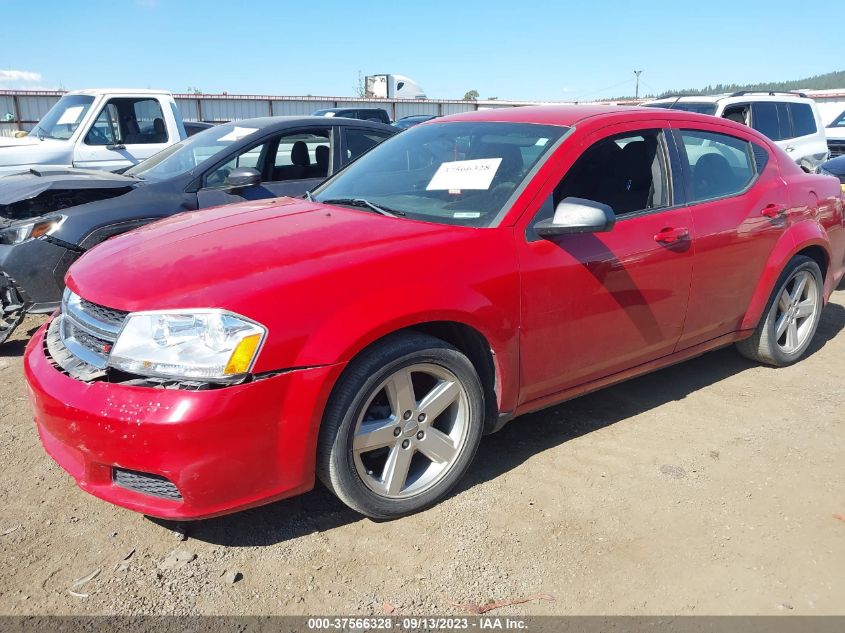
[303,190,313,201]
[320,197,405,217]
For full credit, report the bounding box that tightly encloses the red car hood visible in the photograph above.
[66,197,458,313]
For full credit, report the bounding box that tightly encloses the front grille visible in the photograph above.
[113,468,182,501]
[45,292,128,381]
[77,297,128,329]
[828,140,845,158]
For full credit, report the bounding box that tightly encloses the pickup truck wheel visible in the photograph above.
[317,332,484,519]
[737,255,823,366]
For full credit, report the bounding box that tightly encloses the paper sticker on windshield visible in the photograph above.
[56,106,84,126]
[217,126,258,142]
[426,158,502,191]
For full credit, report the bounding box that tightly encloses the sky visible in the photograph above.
[0,0,840,101]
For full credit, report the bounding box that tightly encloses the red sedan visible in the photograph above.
[24,106,845,520]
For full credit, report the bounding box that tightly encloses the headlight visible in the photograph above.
[108,310,266,382]
[0,215,65,245]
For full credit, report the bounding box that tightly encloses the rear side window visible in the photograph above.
[344,128,393,161]
[751,102,785,141]
[789,103,817,137]
[677,130,756,202]
[751,143,770,173]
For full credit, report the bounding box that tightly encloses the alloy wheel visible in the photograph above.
[773,269,819,354]
[352,362,470,499]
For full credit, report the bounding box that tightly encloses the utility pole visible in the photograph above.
[634,70,643,99]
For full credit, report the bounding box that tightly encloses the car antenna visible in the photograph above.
[668,95,683,109]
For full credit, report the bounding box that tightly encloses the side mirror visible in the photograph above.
[226,167,261,189]
[535,197,615,239]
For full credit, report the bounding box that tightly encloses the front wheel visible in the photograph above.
[737,255,824,366]
[317,332,485,519]
[0,279,24,345]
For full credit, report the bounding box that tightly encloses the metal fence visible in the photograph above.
[0,90,544,137]
[6,89,843,138]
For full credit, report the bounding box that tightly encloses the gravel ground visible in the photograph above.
[1,289,843,616]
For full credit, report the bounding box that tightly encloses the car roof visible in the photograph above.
[211,116,395,131]
[646,93,814,105]
[66,88,172,96]
[316,107,387,112]
[435,104,745,127]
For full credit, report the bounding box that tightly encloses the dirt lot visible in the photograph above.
[1,290,843,617]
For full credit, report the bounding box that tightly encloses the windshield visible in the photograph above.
[313,121,566,227]
[29,94,95,140]
[828,110,845,128]
[125,121,262,181]
[644,102,718,115]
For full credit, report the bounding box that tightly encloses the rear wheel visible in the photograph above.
[737,255,823,366]
[317,332,484,519]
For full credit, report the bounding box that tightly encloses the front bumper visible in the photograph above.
[0,237,76,312]
[24,322,345,519]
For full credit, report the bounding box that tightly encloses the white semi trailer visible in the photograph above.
[365,74,427,99]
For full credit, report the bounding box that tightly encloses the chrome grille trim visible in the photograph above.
[52,292,129,374]
[45,316,107,381]
[64,293,125,339]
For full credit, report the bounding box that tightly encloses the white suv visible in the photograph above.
[644,92,830,171]
[825,109,845,158]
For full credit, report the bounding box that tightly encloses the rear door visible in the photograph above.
[669,121,788,349]
[516,121,694,403]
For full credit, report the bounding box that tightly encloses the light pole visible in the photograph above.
[634,70,643,99]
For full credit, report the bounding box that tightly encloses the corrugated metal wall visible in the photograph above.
[4,89,845,137]
[0,90,544,137]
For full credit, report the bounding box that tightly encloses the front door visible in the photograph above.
[517,124,694,404]
[197,128,335,206]
[74,97,171,171]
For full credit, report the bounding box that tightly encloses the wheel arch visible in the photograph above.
[326,316,511,436]
[741,224,832,331]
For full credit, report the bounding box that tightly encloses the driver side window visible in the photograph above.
[85,103,121,146]
[204,141,269,189]
[529,128,670,237]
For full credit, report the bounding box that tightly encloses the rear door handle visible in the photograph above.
[654,227,689,244]
[761,203,787,218]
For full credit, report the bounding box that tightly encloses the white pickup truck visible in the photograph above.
[0,89,187,175]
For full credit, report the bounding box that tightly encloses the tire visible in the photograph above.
[0,279,24,346]
[736,255,824,366]
[317,332,485,519]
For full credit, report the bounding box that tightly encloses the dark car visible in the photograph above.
[820,155,845,190]
[183,121,215,137]
[392,114,439,130]
[0,116,397,342]
[313,108,392,125]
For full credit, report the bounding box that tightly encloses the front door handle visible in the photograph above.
[654,227,689,244]
[785,146,795,153]
[761,203,787,219]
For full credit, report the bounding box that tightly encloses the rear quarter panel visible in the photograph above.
[741,152,845,330]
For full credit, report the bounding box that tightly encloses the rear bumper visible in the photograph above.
[24,322,345,519]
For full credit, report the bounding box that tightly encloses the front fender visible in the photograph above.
[295,280,521,414]
[740,220,832,331]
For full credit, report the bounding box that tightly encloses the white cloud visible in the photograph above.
[0,70,43,85]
